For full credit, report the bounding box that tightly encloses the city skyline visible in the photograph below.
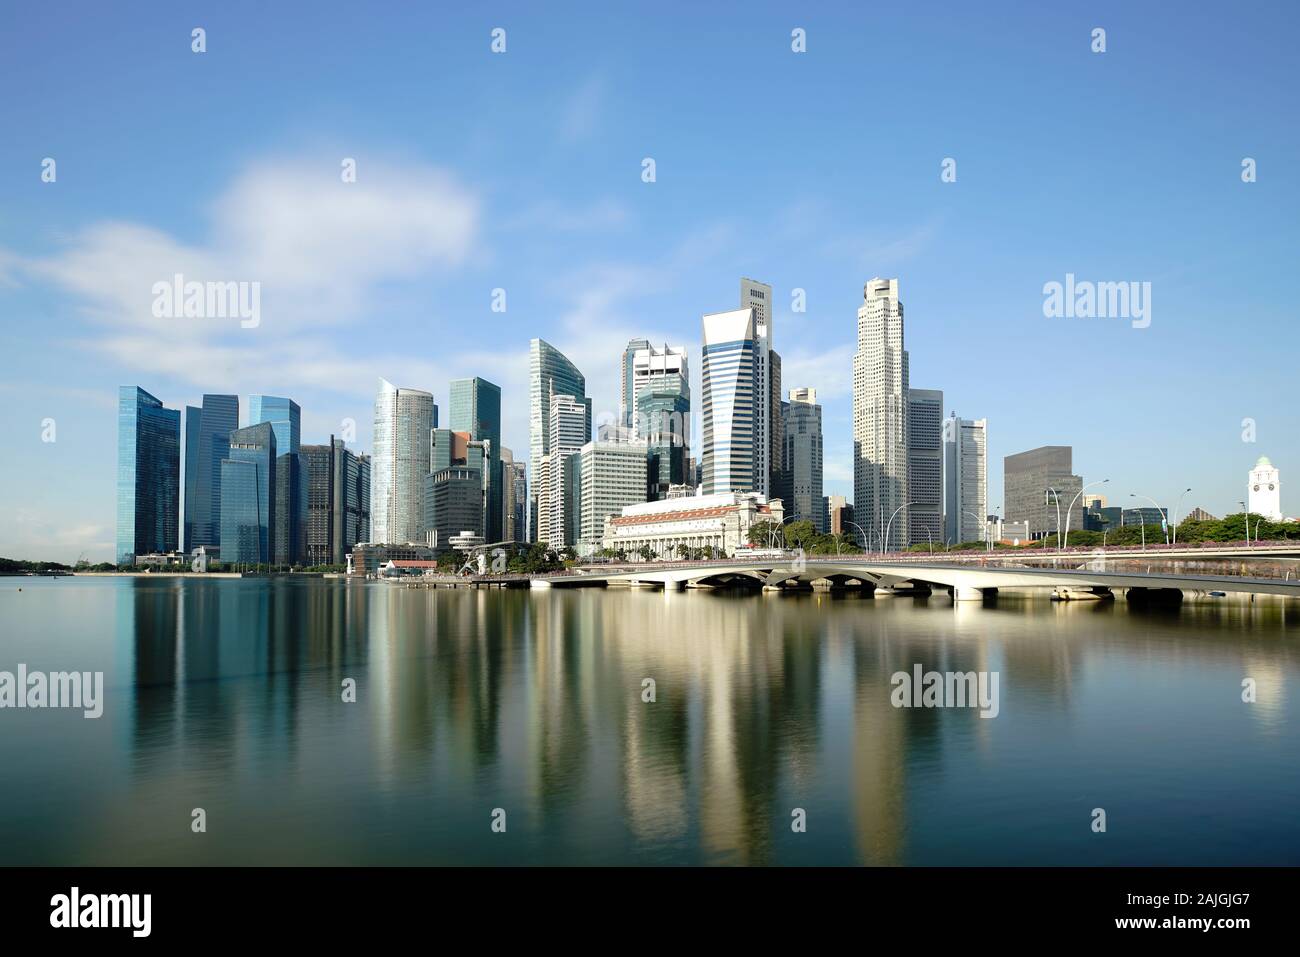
[5,3,1299,561]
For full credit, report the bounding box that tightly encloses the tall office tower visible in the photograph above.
[500,447,519,542]
[628,344,690,433]
[619,338,651,430]
[370,378,435,544]
[249,395,306,565]
[943,415,989,545]
[852,277,910,550]
[578,440,649,553]
[740,278,780,497]
[906,389,944,547]
[701,307,758,494]
[537,393,589,548]
[116,386,181,565]
[449,377,504,540]
[219,422,277,564]
[782,387,825,531]
[355,454,371,545]
[302,437,369,565]
[181,393,238,552]
[529,339,591,541]
[425,428,493,550]
[1004,446,1082,539]
[1247,456,1282,520]
[508,457,528,543]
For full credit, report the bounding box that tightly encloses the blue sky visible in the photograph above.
[2,1,1297,561]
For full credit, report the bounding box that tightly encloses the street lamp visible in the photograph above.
[962,509,984,551]
[1045,487,1063,552]
[844,520,871,554]
[1238,501,1253,547]
[884,501,916,555]
[1130,492,1167,546]
[1170,487,1193,546]
[1063,479,1109,551]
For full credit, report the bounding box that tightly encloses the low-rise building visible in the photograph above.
[347,542,435,577]
[602,492,783,559]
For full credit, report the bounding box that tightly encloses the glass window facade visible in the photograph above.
[116,386,181,564]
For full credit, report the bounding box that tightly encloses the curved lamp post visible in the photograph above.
[1130,492,1167,547]
[884,502,916,555]
[1063,478,1109,551]
[1170,487,1193,546]
[844,520,871,555]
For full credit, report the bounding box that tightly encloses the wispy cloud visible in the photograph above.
[558,74,606,141]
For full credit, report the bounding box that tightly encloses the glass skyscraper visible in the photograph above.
[219,422,277,565]
[182,394,238,552]
[302,437,371,565]
[371,378,435,544]
[528,339,591,542]
[250,395,306,564]
[116,386,181,565]
[701,308,758,494]
[449,377,503,542]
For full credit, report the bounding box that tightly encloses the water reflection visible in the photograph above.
[3,578,1297,864]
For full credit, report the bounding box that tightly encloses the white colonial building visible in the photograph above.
[603,492,784,559]
[1247,456,1282,521]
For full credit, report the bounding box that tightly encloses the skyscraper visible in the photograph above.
[529,339,591,541]
[116,386,181,564]
[943,415,988,546]
[619,338,651,430]
[249,395,306,565]
[449,377,503,542]
[578,439,649,554]
[629,343,690,500]
[219,422,277,565]
[701,308,758,495]
[182,393,238,552]
[740,278,781,497]
[537,392,589,548]
[1004,446,1082,539]
[907,388,943,548]
[782,387,824,531]
[371,378,435,544]
[302,437,370,565]
[500,447,526,543]
[852,278,910,550]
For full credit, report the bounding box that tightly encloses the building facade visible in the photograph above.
[1004,445,1083,539]
[701,307,759,495]
[578,439,648,554]
[449,377,503,542]
[537,393,589,548]
[943,415,988,546]
[619,338,651,430]
[302,437,370,565]
[529,339,591,542]
[371,378,435,544]
[826,494,854,539]
[117,386,181,565]
[907,388,943,547]
[250,395,306,565]
[781,387,824,531]
[182,393,238,553]
[219,422,277,565]
[852,278,910,550]
[603,492,784,560]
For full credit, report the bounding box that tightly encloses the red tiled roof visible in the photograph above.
[610,502,775,527]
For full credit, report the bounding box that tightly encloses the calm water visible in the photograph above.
[2,577,1298,866]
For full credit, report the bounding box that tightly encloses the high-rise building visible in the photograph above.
[500,447,527,543]
[578,439,649,554]
[701,307,759,495]
[537,393,589,548]
[852,278,910,550]
[425,428,493,551]
[219,422,277,564]
[943,415,988,546]
[371,378,435,544]
[1247,456,1282,520]
[907,389,943,547]
[826,495,854,539]
[1004,446,1083,539]
[302,437,370,565]
[782,387,824,531]
[249,395,306,565]
[116,386,181,565]
[529,339,591,541]
[740,278,781,498]
[449,377,503,543]
[619,338,651,430]
[182,393,238,552]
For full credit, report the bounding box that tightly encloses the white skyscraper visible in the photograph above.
[740,277,780,497]
[537,393,589,548]
[628,343,689,437]
[782,387,824,531]
[852,278,910,550]
[701,308,759,495]
[1248,456,1282,520]
[943,415,988,545]
[370,378,435,544]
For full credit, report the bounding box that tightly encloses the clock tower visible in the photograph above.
[1247,456,1282,521]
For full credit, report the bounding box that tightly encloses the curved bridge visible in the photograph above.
[534,559,1300,602]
